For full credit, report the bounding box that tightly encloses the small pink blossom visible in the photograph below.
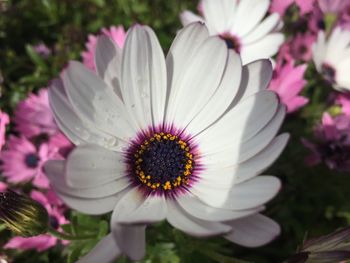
[4,190,69,252]
[270,0,315,16]
[14,89,58,138]
[336,93,350,116]
[33,43,51,58]
[269,59,308,113]
[279,33,316,62]
[318,0,349,14]
[303,113,350,171]
[0,136,62,188]
[0,111,9,151]
[308,7,325,34]
[81,25,126,71]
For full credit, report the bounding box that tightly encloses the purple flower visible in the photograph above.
[14,89,58,138]
[269,59,308,113]
[270,0,315,16]
[0,136,63,188]
[318,0,349,14]
[33,43,51,59]
[303,113,350,171]
[279,33,316,62]
[336,93,350,116]
[4,190,69,252]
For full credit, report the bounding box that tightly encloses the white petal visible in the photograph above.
[225,214,281,247]
[166,36,227,129]
[193,91,279,155]
[121,25,167,129]
[49,78,119,147]
[76,233,121,263]
[336,58,350,90]
[177,193,263,222]
[198,133,289,189]
[202,0,237,34]
[166,200,231,237]
[238,59,273,102]
[112,188,167,224]
[232,0,270,37]
[199,105,285,168]
[241,33,284,64]
[312,31,326,71]
[242,14,280,44]
[186,50,242,135]
[63,61,136,140]
[55,189,125,215]
[95,36,124,100]
[191,176,281,210]
[44,160,129,198]
[166,23,209,122]
[179,11,204,26]
[112,224,146,261]
[65,144,126,188]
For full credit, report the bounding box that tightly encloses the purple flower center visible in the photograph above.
[219,33,241,53]
[126,132,196,195]
[321,63,336,84]
[49,215,59,229]
[25,153,39,168]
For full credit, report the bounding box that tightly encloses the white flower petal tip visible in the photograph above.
[313,27,350,91]
[180,0,284,64]
[112,224,146,261]
[76,233,121,263]
[225,214,281,247]
[112,188,167,224]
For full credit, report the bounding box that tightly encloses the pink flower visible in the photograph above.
[0,111,9,151]
[269,59,308,113]
[4,190,68,252]
[280,33,316,62]
[33,43,51,58]
[308,7,325,34]
[270,0,315,16]
[336,93,350,115]
[318,0,349,14]
[81,25,126,71]
[303,113,350,171]
[14,89,58,138]
[0,136,62,188]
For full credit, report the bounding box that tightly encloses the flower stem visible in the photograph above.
[48,227,96,241]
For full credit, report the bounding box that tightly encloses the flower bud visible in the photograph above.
[0,190,49,237]
[287,227,350,263]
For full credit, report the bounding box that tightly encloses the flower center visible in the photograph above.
[127,132,196,195]
[321,63,336,84]
[25,153,39,168]
[219,33,241,53]
[49,215,59,229]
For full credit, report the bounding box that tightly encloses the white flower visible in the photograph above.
[312,26,350,91]
[180,0,284,65]
[45,23,288,262]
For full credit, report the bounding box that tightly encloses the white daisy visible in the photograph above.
[312,26,350,91]
[180,0,284,65]
[45,23,288,262]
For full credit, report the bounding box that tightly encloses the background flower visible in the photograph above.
[14,89,58,138]
[268,59,308,113]
[180,0,284,64]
